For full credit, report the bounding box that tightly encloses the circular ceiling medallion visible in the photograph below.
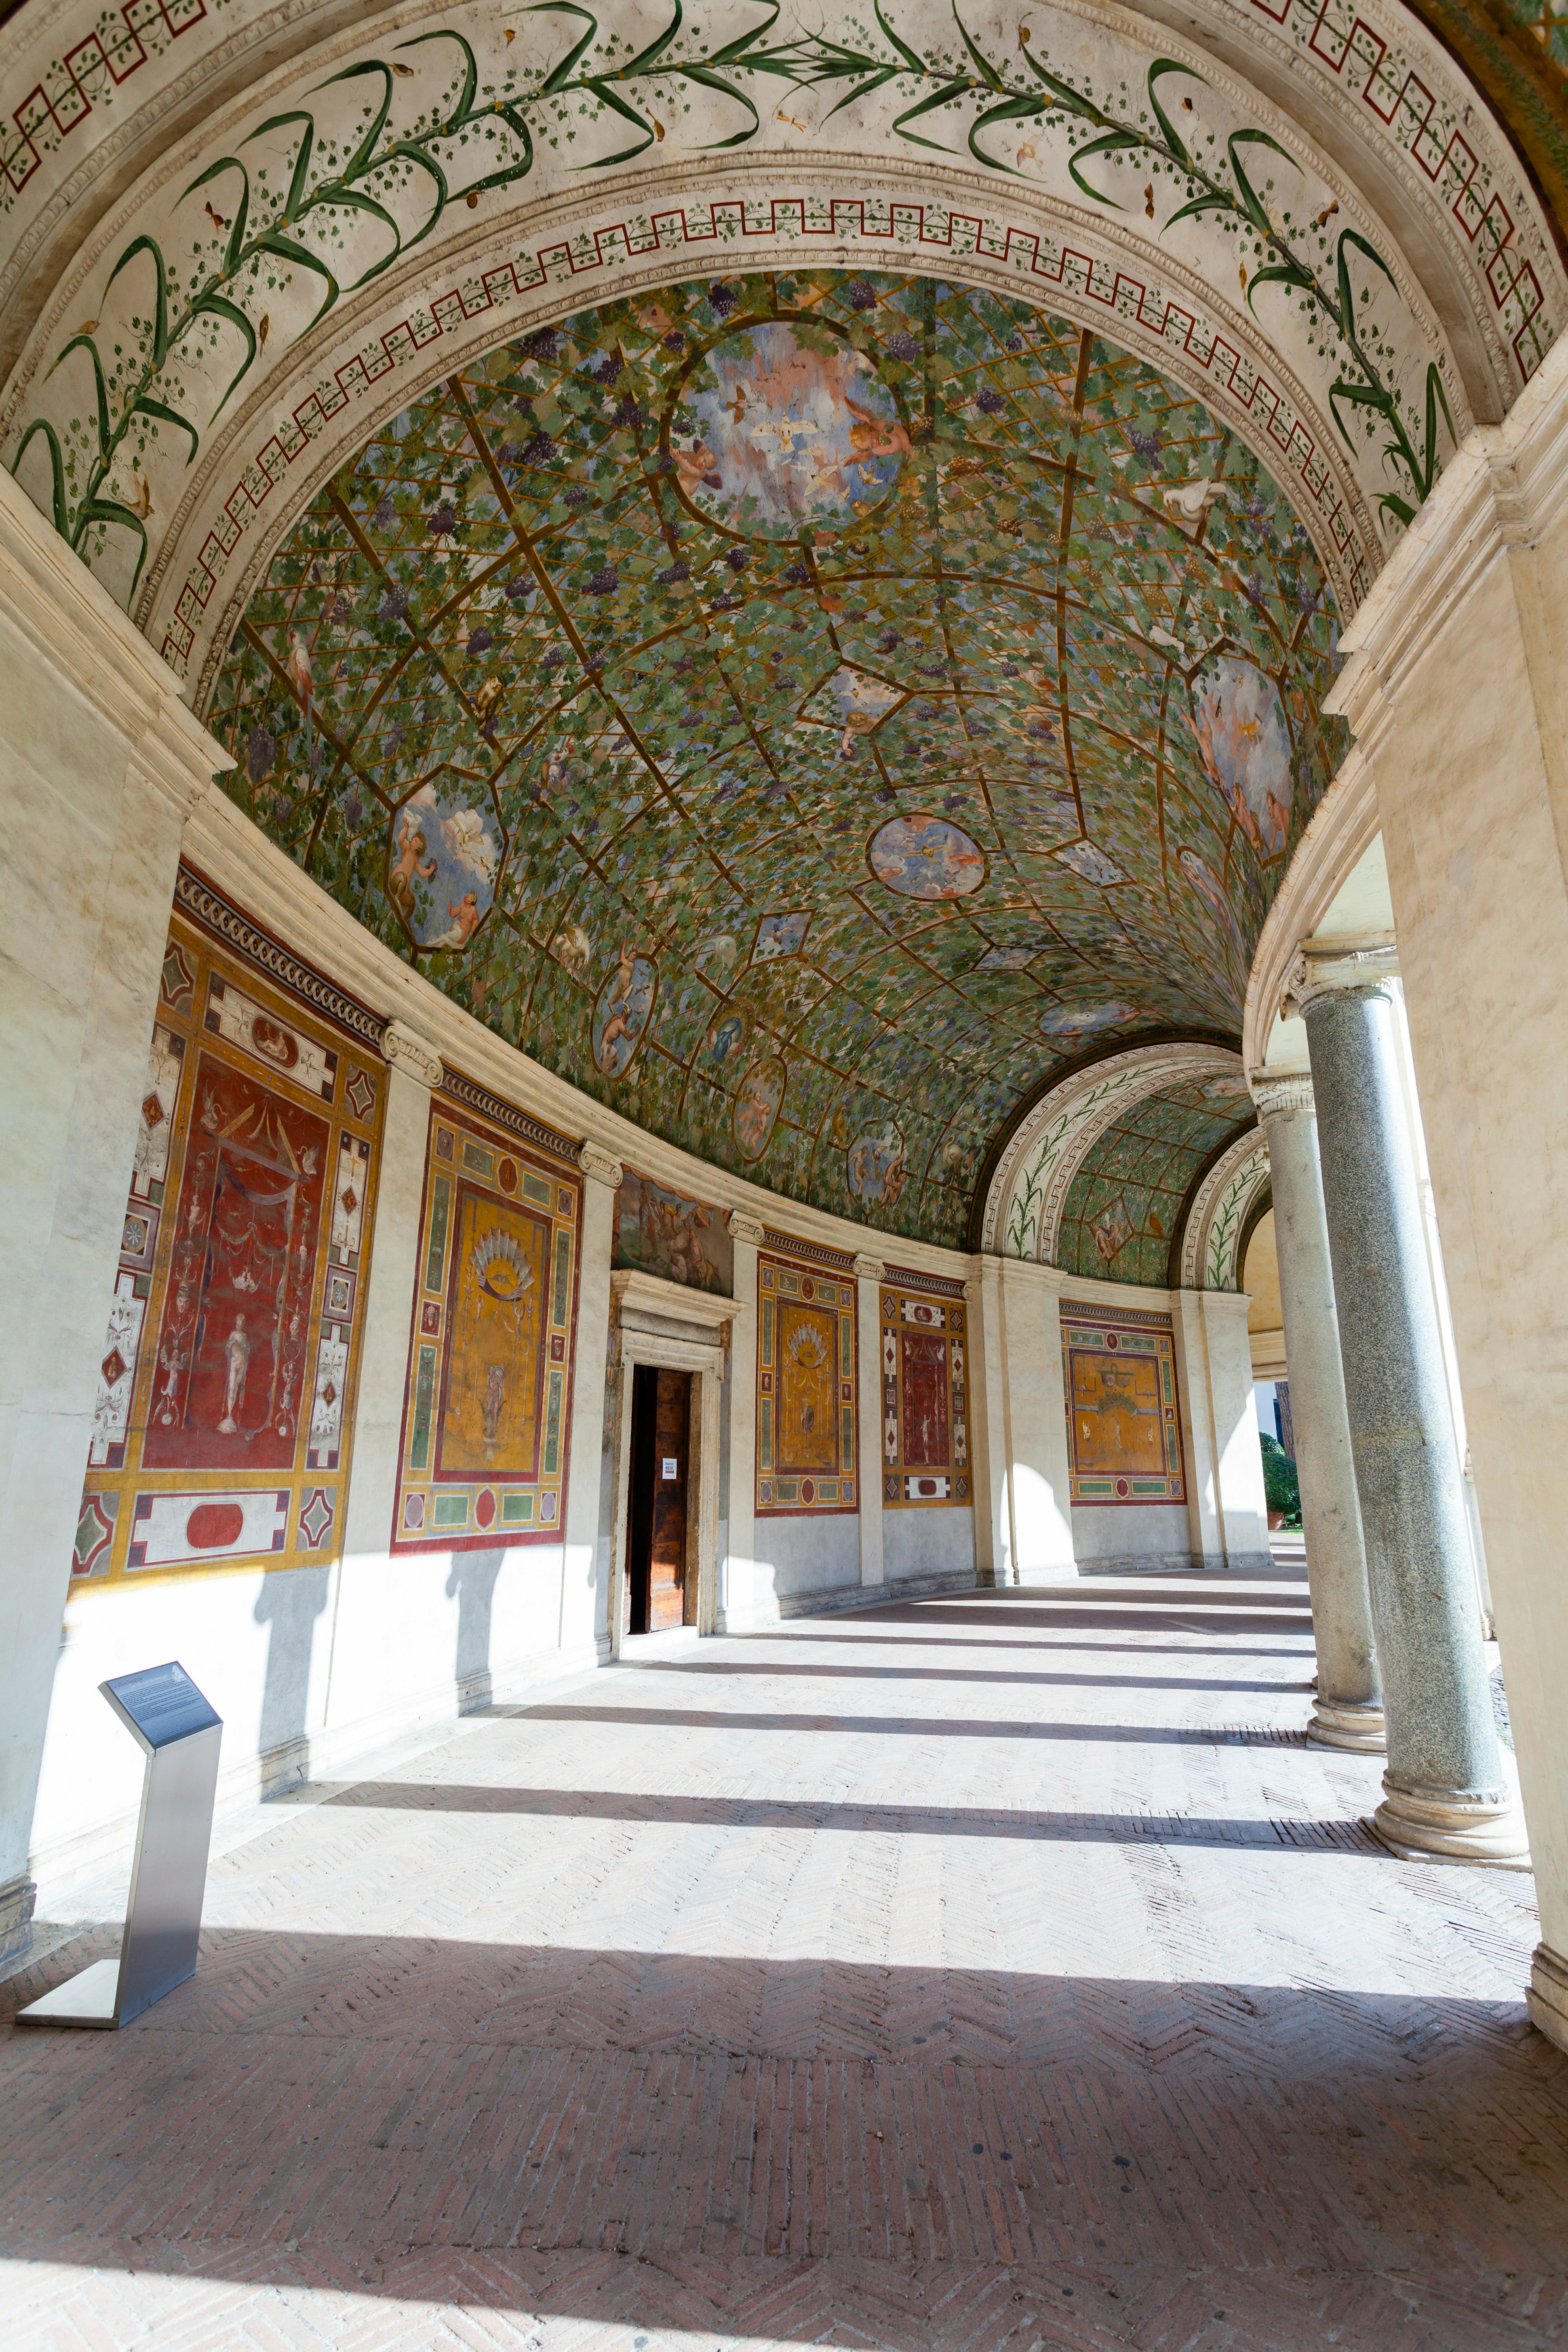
[668,320,909,542]
[868,814,986,900]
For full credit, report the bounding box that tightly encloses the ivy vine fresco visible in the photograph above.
[9,2,1463,598]
[205,270,1341,1250]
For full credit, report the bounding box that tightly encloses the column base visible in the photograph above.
[1308,1697,1385,1753]
[1527,1943,1568,2052]
[0,1873,37,1964]
[1371,1778,1532,1868]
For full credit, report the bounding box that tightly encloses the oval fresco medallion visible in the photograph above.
[733,1056,786,1160]
[846,1122,909,1207]
[1190,657,1294,857]
[1040,1000,1136,1046]
[669,320,909,541]
[386,766,503,952]
[590,949,657,1078]
[868,813,986,900]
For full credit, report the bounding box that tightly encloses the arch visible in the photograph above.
[1177,1126,1273,1289]
[4,0,1562,680]
[980,1041,1245,1259]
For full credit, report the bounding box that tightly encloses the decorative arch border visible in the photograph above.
[980,1041,1244,1262]
[1177,1127,1272,1290]
[137,170,1390,702]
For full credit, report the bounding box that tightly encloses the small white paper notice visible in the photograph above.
[662,1457,679,1481]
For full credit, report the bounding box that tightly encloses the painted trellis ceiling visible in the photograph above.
[3,0,1566,1263]
[208,272,1318,1251]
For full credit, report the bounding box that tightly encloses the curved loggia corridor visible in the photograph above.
[3,1575,1561,2349]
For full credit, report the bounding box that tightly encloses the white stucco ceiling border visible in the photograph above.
[1178,1125,1271,1289]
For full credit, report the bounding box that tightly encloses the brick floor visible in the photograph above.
[2,1575,1564,2351]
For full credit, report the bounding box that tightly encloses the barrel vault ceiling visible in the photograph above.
[205,270,1341,1254]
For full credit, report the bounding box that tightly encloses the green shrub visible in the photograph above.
[1259,1432,1301,1524]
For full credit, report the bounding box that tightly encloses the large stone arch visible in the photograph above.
[3,0,1562,680]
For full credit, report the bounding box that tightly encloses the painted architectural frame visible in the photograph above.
[71,873,386,1588]
[392,1094,582,1552]
[1060,1302,1185,1506]
[879,1271,971,1508]
[756,1244,857,1517]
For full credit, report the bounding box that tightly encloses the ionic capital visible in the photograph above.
[1248,1068,1316,1123]
[1283,942,1399,1019]
[380,1020,443,1090]
[851,1253,886,1282]
[578,1141,624,1190]
[726,1210,766,1247]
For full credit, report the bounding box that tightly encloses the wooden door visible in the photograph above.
[647,1368,690,1630]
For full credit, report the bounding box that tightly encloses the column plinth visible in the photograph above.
[1291,951,1528,1864]
[1528,1944,1568,2053]
[1249,1067,1384,1754]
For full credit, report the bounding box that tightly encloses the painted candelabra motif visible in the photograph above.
[392,1097,582,1551]
[71,886,384,1588]
[879,1275,970,1508]
[756,1246,857,1515]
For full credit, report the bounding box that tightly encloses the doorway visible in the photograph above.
[626,1363,693,1633]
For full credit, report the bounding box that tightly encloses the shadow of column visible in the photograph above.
[252,1565,331,1795]
[447,1552,503,1713]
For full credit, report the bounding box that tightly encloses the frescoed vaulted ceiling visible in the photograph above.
[206,270,1337,1252]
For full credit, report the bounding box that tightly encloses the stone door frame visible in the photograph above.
[607,1272,739,1657]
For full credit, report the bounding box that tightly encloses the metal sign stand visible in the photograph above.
[17,1662,223,2030]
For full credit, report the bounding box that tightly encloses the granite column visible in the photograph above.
[1293,949,1526,1862]
[1250,1069,1384,1750]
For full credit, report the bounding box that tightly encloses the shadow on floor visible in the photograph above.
[0,1930,1562,2350]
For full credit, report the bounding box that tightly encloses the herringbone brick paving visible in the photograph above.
[2,1576,1564,2350]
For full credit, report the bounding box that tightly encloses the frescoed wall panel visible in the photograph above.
[1060,1303,1185,1506]
[71,884,386,1589]
[393,1097,582,1551]
[756,1246,857,1517]
[612,1167,732,1294]
[879,1273,971,1508]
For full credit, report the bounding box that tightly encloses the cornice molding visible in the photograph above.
[438,1065,581,1166]
[1241,747,1382,1070]
[174,860,385,1048]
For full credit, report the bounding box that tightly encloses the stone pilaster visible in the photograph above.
[996,1259,1076,1580]
[1290,948,1528,1863]
[1250,1067,1385,1751]
[564,1144,621,1659]
[721,1212,765,1630]
[964,1272,1007,1586]
[852,1255,886,1588]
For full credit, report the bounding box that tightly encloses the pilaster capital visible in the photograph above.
[726,1210,765,1246]
[962,1278,982,1308]
[1248,1067,1316,1123]
[851,1253,885,1282]
[380,1020,443,1090]
[578,1141,624,1190]
[1283,941,1399,1018]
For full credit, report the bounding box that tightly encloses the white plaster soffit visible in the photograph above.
[1241,745,1380,1070]
[980,1041,1243,1260]
[2,0,1547,677]
[1178,1127,1271,1291]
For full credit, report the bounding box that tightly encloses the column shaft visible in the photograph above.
[1298,960,1526,1862]
[1251,1074,1384,1751]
